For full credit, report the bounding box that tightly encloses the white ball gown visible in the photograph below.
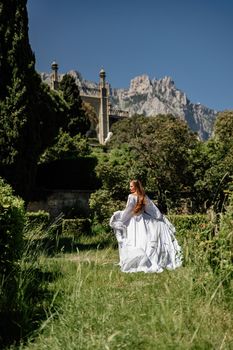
[110,194,182,273]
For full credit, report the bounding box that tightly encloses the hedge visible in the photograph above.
[62,218,91,237]
[0,177,25,275]
[167,214,210,233]
[26,210,50,228]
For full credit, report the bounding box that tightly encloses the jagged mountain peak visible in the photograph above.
[110,74,217,139]
[129,74,152,94]
[40,69,217,140]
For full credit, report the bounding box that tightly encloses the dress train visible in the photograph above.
[110,194,182,273]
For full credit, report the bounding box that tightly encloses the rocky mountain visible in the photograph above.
[41,70,218,140]
[110,75,218,140]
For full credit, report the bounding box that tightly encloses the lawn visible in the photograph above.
[12,233,233,350]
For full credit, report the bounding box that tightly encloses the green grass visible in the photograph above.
[13,239,233,350]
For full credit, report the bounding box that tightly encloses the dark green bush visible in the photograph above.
[62,218,91,237]
[26,210,50,228]
[62,201,89,219]
[207,193,233,277]
[0,177,25,275]
[89,189,125,231]
[0,177,25,346]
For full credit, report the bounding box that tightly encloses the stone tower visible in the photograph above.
[51,61,59,90]
[49,62,110,145]
[98,68,109,144]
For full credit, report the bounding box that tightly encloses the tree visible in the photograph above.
[0,0,68,201]
[214,110,233,142]
[192,111,233,211]
[109,115,198,211]
[93,145,140,200]
[59,74,90,136]
[39,130,91,163]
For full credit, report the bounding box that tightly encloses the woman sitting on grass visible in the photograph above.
[110,179,182,273]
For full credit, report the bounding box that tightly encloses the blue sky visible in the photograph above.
[27,0,233,111]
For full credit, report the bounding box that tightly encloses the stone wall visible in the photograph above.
[27,190,92,218]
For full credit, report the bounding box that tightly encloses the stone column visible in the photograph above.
[98,68,109,144]
[51,61,59,90]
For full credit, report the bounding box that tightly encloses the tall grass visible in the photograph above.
[0,220,64,349]
[12,228,233,350]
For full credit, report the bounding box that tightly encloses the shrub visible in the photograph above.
[89,189,125,231]
[62,201,88,219]
[62,218,91,237]
[208,192,233,277]
[168,214,210,234]
[168,210,232,279]
[0,177,25,344]
[26,210,50,228]
[0,177,25,275]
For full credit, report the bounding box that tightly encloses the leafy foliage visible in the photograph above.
[0,0,69,200]
[168,213,210,233]
[0,177,25,326]
[39,75,93,167]
[189,111,233,211]
[26,210,50,228]
[59,74,90,136]
[89,189,125,230]
[62,218,91,237]
[214,110,233,142]
[0,177,25,275]
[39,130,91,163]
[102,111,233,213]
[93,145,143,200]
[208,190,233,277]
[108,114,198,211]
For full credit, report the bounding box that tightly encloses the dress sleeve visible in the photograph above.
[120,194,135,223]
[144,196,163,220]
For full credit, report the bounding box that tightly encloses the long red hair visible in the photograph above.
[130,180,146,214]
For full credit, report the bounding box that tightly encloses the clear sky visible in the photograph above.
[27,0,233,111]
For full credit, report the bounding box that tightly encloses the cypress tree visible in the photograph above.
[0,0,68,201]
[59,74,90,136]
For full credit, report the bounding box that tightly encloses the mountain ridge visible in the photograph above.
[41,70,218,139]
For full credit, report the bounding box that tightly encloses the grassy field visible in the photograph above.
[10,230,233,350]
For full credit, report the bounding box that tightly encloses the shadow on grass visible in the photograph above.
[28,235,116,256]
[0,267,61,349]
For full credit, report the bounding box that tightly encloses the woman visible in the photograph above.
[110,180,182,273]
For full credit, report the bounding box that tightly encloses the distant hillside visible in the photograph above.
[41,70,218,139]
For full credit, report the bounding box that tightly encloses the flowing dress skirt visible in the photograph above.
[110,211,182,273]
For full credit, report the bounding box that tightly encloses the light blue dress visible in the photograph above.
[110,194,182,273]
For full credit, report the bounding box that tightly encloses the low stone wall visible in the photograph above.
[27,190,92,218]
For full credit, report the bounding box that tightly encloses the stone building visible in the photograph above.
[50,61,128,144]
